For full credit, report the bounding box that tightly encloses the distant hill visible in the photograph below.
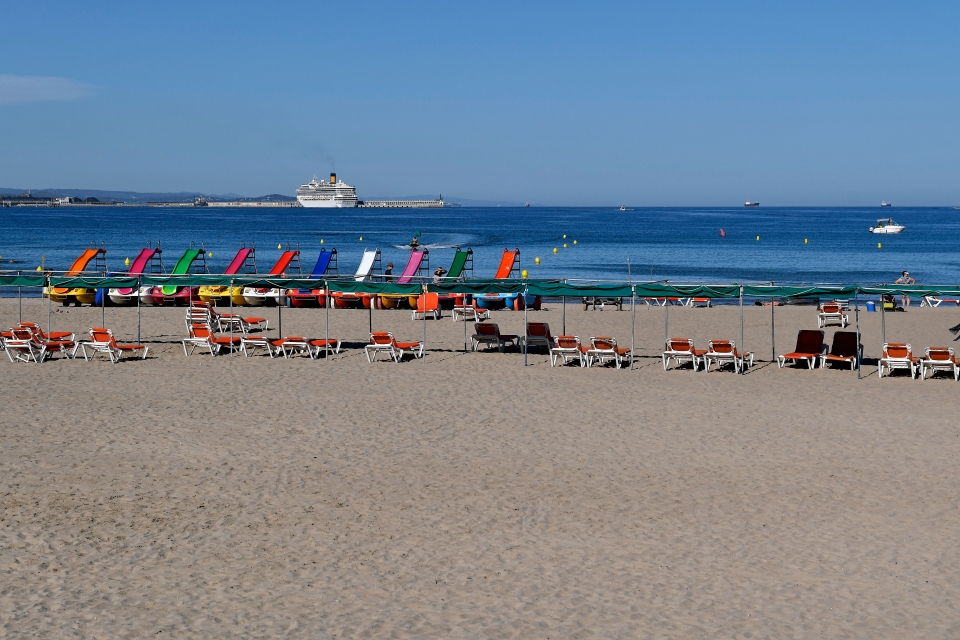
[0,188,296,203]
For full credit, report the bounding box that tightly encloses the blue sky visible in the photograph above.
[1,1,958,205]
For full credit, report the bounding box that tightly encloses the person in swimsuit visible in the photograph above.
[895,271,915,307]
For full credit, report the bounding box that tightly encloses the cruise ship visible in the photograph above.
[296,173,358,208]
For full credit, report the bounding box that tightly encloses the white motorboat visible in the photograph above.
[869,218,905,234]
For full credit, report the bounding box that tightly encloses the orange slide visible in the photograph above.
[49,247,107,306]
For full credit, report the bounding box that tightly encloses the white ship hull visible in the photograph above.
[869,225,904,234]
[297,196,357,208]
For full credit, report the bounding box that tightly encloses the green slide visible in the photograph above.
[446,248,471,279]
[161,248,202,294]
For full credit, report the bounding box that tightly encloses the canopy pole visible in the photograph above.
[47,274,51,336]
[101,279,105,327]
[463,295,467,352]
[630,286,636,370]
[855,292,861,379]
[18,271,22,324]
[369,294,373,334]
[278,285,282,339]
[739,286,744,374]
[229,278,234,356]
[137,276,141,344]
[770,295,775,362]
[523,286,528,367]
[664,295,669,346]
[324,281,329,361]
[881,296,886,346]
[562,296,566,334]
[426,284,430,362]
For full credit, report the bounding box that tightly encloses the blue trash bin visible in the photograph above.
[866,301,875,312]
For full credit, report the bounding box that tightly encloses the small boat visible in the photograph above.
[869,218,905,234]
[744,201,760,207]
[619,205,626,211]
[881,201,892,207]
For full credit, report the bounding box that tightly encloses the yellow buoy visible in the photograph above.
[521,269,528,279]
[878,242,882,249]
[534,257,541,264]
[208,252,213,258]
[573,240,577,245]
[277,244,282,249]
[563,243,568,248]
[804,238,808,244]
[36,265,43,272]
[125,257,131,266]
[756,235,760,241]
[320,239,324,244]
[359,236,363,241]
[553,247,558,254]
[562,234,567,239]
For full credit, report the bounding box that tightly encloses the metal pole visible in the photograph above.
[426,284,427,362]
[46,274,52,335]
[18,271,22,324]
[137,276,141,344]
[855,291,861,379]
[278,283,282,339]
[627,258,631,283]
[630,286,636,370]
[369,294,373,334]
[523,286,528,367]
[881,295,886,346]
[739,286,745,373]
[463,293,467,352]
[770,295,775,362]
[562,296,566,334]
[664,294,669,346]
[101,279,105,327]
[229,278,234,355]
[324,280,329,360]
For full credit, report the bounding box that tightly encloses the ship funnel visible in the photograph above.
[330,173,337,184]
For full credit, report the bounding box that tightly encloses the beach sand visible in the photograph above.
[2,297,960,637]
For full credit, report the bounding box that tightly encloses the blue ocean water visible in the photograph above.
[2,205,959,285]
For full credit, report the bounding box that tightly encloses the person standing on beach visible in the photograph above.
[895,270,915,307]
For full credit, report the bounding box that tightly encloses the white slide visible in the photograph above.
[354,249,379,281]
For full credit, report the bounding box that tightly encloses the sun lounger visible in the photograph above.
[921,296,960,307]
[919,347,959,380]
[240,335,280,358]
[524,322,553,353]
[820,331,861,370]
[662,338,706,371]
[878,343,919,379]
[188,304,268,334]
[274,336,312,358]
[777,330,826,369]
[17,321,74,342]
[452,302,489,322]
[703,340,752,373]
[412,292,441,320]
[550,335,588,367]
[365,332,423,362]
[4,327,75,362]
[585,336,631,368]
[818,303,848,328]
[307,338,342,358]
[76,327,148,362]
[182,323,242,356]
[689,298,712,308]
[471,322,519,352]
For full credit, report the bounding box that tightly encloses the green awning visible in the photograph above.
[0,275,48,286]
[429,280,528,294]
[633,283,742,298]
[859,284,960,297]
[528,282,634,297]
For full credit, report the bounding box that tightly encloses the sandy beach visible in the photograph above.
[2,297,960,637]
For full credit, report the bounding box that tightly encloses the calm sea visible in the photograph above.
[2,205,958,285]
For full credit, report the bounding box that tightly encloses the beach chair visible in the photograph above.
[820,331,861,370]
[12,327,76,362]
[275,336,312,358]
[919,347,959,380]
[411,292,442,320]
[77,327,148,363]
[306,338,342,359]
[182,323,241,356]
[817,303,848,328]
[17,321,74,342]
[585,336,631,368]
[365,332,423,362]
[471,322,519,352]
[662,338,706,371]
[777,330,826,369]
[703,340,752,373]
[452,302,488,322]
[878,343,919,379]
[689,298,712,308]
[550,335,588,367]
[524,322,553,353]
[240,335,280,358]
[921,296,960,307]
[4,328,46,363]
